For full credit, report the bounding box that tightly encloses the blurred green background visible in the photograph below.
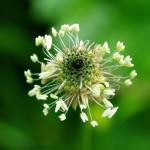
[0,0,150,150]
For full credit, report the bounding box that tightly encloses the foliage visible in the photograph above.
[0,0,150,149]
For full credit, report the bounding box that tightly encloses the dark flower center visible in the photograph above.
[72,58,84,69]
[63,52,94,82]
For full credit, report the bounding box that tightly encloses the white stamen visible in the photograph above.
[58,79,66,90]
[80,112,88,122]
[59,114,66,121]
[124,79,132,86]
[30,54,38,63]
[36,94,48,100]
[52,27,57,37]
[103,98,113,108]
[117,41,125,52]
[90,120,98,127]
[50,93,58,99]
[130,70,137,79]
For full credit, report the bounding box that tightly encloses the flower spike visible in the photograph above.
[24,24,137,127]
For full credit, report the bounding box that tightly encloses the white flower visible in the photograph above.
[119,59,125,65]
[59,99,68,112]
[102,107,118,118]
[52,27,57,37]
[55,99,68,112]
[102,108,112,117]
[113,53,125,64]
[90,120,98,127]
[59,114,66,121]
[30,54,38,63]
[125,62,134,68]
[24,69,33,84]
[59,30,65,37]
[28,85,41,97]
[70,24,79,32]
[117,41,125,51]
[25,23,137,126]
[112,52,119,60]
[50,93,58,99]
[26,76,33,84]
[103,98,113,108]
[43,108,48,116]
[61,24,70,31]
[39,70,55,79]
[43,35,52,50]
[91,84,101,98]
[124,56,132,63]
[124,79,132,86]
[116,54,124,62]
[80,112,88,122]
[34,85,41,90]
[130,70,137,79]
[35,36,43,46]
[124,56,134,68]
[24,69,31,78]
[43,104,49,116]
[44,103,49,108]
[100,42,110,54]
[36,94,48,100]
[108,107,118,118]
[55,101,62,112]
[80,104,87,110]
[102,89,115,96]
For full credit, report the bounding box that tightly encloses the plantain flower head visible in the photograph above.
[24,24,137,127]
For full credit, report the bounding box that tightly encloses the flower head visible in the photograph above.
[24,24,137,127]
